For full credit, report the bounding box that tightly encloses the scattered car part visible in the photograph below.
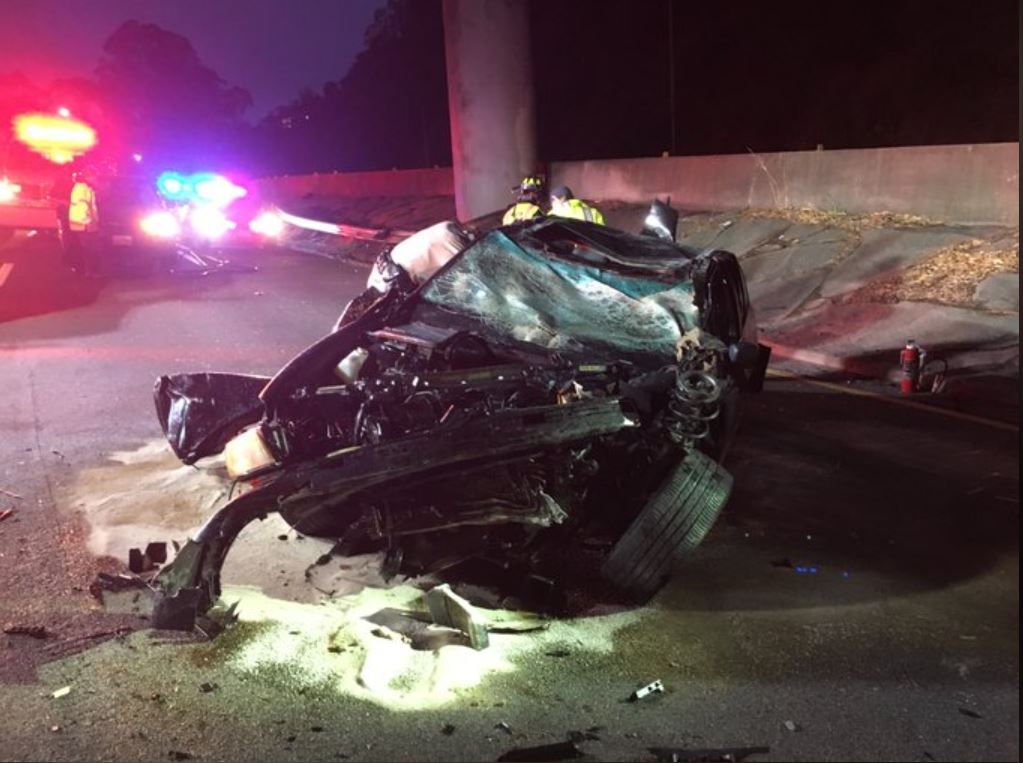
[424,584,490,650]
[603,450,732,597]
[628,679,665,701]
[128,542,168,573]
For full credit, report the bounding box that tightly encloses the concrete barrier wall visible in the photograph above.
[255,166,453,200]
[552,143,1019,225]
[258,143,1018,225]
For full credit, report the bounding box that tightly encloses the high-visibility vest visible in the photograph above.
[550,198,605,225]
[502,202,543,225]
[68,182,97,231]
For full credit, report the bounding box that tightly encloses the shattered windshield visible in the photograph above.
[416,230,699,361]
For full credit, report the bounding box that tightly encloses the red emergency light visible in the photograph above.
[13,112,97,164]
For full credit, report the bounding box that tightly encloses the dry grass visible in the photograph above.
[857,231,1019,307]
[746,206,933,231]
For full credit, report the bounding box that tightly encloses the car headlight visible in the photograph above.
[190,206,234,239]
[249,210,284,237]
[139,210,181,238]
[224,425,277,479]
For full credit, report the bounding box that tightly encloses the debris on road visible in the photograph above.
[783,720,802,732]
[51,685,71,699]
[128,542,168,573]
[958,707,984,719]
[567,728,602,743]
[0,508,15,523]
[199,682,218,693]
[3,623,48,639]
[424,584,489,650]
[495,721,513,735]
[441,723,456,736]
[168,751,193,761]
[93,572,147,594]
[648,745,771,762]
[1,488,23,499]
[628,679,665,702]
[497,740,585,762]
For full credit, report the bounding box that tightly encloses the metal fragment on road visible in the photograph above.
[423,583,489,650]
[628,679,664,701]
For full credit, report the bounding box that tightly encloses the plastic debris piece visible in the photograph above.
[783,720,802,732]
[628,679,665,701]
[51,686,71,699]
[496,721,513,735]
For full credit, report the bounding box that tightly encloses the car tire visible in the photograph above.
[601,448,732,599]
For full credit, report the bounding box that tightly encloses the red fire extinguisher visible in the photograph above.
[900,340,922,395]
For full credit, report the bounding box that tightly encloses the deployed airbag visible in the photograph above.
[154,372,270,464]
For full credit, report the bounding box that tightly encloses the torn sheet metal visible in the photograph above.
[424,584,489,650]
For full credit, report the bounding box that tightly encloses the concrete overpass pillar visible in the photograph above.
[442,0,537,221]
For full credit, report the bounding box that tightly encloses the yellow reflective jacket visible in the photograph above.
[502,202,543,225]
[68,181,97,231]
[550,198,605,225]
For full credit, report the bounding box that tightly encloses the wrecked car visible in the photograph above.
[149,206,770,628]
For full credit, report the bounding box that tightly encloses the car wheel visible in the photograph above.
[601,448,732,599]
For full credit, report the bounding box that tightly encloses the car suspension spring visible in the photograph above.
[663,367,722,445]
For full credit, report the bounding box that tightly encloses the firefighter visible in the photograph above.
[502,175,545,225]
[549,185,605,224]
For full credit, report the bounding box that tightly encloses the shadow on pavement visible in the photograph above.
[0,233,256,338]
[659,384,1019,613]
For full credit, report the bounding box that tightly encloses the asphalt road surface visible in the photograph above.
[0,232,1018,762]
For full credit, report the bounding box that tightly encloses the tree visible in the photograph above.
[256,0,450,175]
[95,20,253,168]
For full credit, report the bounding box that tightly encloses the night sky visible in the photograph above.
[0,0,386,119]
[0,0,1017,171]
